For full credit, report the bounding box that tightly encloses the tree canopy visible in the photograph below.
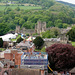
[16,37,23,43]
[46,44,75,70]
[67,26,75,41]
[33,36,44,49]
[41,27,60,38]
[0,23,9,36]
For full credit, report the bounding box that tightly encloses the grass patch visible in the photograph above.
[0,5,42,11]
[71,42,75,47]
[11,35,21,42]
[35,48,41,52]
[0,48,5,51]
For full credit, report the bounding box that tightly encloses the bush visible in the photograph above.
[46,44,75,70]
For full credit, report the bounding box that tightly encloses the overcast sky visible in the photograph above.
[57,0,75,4]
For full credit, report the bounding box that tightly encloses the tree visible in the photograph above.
[0,38,3,47]
[16,37,23,43]
[33,36,44,49]
[15,7,20,11]
[50,27,60,37]
[67,26,75,41]
[0,23,9,36]
[54,19,63,28]
[46,44,75,70]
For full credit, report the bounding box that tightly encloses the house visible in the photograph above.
[16,41,35,52]
[4,49,23,68]
[70,67,75,75]
[20,52,48,75]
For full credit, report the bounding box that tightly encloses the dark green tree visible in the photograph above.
[33,36,44,49]
[67,27,75,41]
[0,23,9,36]
[0,38,3,47]
[16,37,23,43]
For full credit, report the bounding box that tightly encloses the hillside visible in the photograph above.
[0,0,75,35]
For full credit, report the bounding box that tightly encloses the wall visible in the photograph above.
[11,68,41,75]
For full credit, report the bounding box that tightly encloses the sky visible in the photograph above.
[57,0,75,4]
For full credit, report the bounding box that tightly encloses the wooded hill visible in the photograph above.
[0,0,75,36]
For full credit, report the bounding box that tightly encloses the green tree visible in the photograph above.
[54,19,63,28]
[19,18,25,27]
[16,37,23,43]
[50,27,60,37]
[67,26,75,41]
[63,23,68,28]
[0,38,3,47]
[33,36,44,49]
[0,23,9,36]
[15,7,20,11]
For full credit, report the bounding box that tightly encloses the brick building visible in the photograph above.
[4,49,23,67]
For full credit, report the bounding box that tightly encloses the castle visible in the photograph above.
[35,21,46,34]
[15,21,47,35]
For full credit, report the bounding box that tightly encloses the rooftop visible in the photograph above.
[4,48,23,54]
[16,41,34,48]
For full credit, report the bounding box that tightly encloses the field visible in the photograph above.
[0,5,42,11]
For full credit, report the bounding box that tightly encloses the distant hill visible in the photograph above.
[56,1,75,7]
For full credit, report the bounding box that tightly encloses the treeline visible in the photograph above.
[0,2,75,36]
[0,0,55,9]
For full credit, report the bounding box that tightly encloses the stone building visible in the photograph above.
[15,21,46,35]
[15,26,20,33]
[15,26,35,35]
[35,21,46,34]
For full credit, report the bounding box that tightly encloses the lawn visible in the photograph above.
[0,48,5,51]
[11,35,21,42]
[0,5,42,11]
[71,42,75,47]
